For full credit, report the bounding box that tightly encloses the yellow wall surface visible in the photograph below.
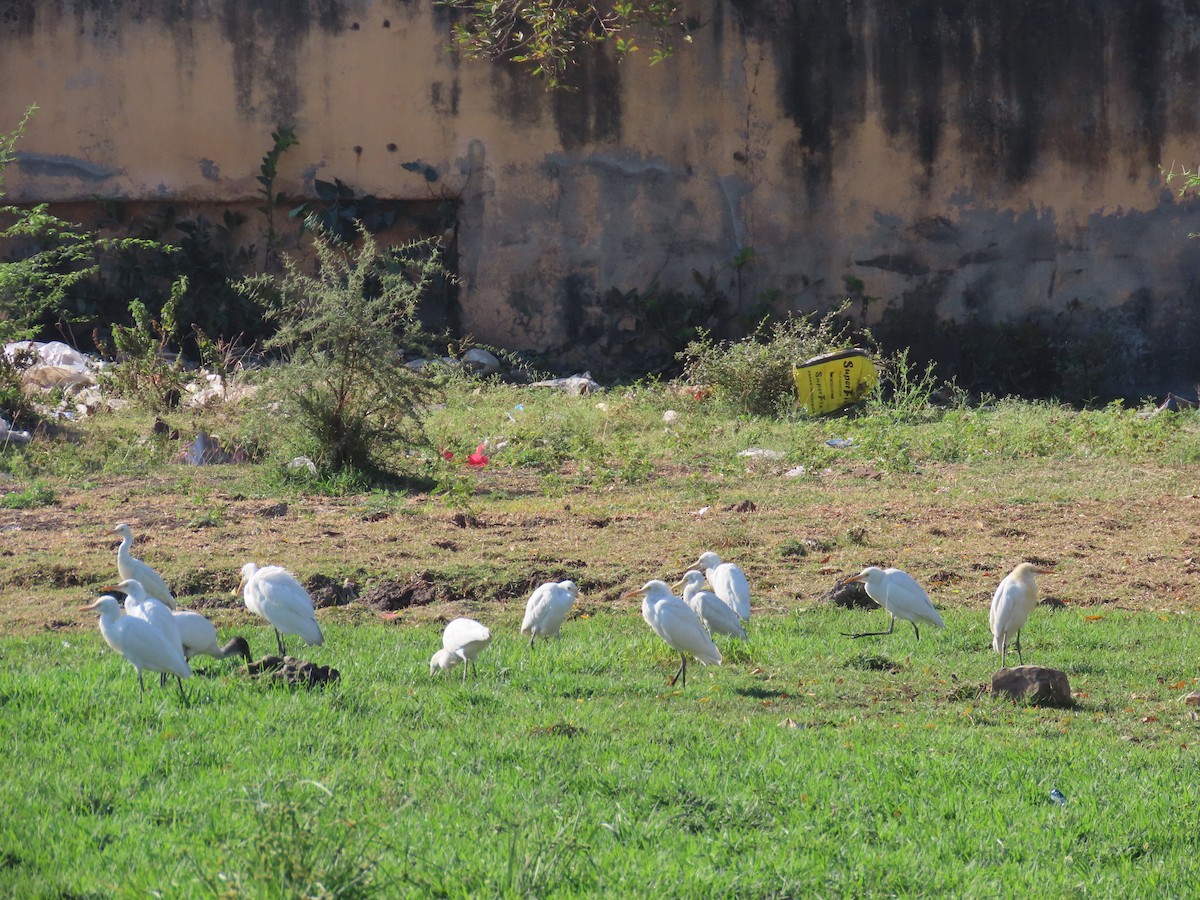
[4,1,1200,394]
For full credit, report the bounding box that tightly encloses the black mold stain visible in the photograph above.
[728,0,1181,187]
[552,45,622,149]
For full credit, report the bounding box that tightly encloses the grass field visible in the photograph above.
[3,383,1200,896]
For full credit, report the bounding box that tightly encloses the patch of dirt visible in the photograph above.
[361,574,449,611]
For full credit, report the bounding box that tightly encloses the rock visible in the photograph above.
[991,665,1072,707]
[245,655,340,687]
[821,578,877,609]
[530,372,601,395]
[1185,691,1200,707]
[361,573,448,611]
[462,348,501,376]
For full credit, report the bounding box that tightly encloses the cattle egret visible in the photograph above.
[117,578,185,678]
[172,609,252,664]
[625,580,722,687]
[692,551,751,621]
[673,571,747,640]
[430,617,493,681]
[990,562,1053,666]
[113,523,176,609]
[520,580,579,647]
[841,566,945,641]
[81,594,191,700]
[239,563,323,657]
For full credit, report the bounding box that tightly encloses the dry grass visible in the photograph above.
[3,456,1197,636]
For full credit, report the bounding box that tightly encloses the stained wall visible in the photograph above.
[3,0,1200,395]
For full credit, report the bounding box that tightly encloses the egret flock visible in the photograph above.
[81,524,1051,700]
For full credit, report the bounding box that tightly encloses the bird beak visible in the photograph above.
[620,588,644,600]
[80,601,100,611]
[1033,568,1054,575]
[670,576,687,590]
[99,585,121,594]
[843,575,865,585]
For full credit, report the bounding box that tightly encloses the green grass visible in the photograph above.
[3,607,1199,897]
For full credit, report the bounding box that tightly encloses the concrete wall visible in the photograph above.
[3,0,1200,397]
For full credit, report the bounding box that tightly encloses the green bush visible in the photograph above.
[678,306,859,416]
[238,226,447,477]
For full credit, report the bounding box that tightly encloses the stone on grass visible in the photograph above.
[462,348,501,376]
[992,665,1072,707]
[245,655,340,687]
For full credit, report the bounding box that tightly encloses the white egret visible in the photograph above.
[520,580,579,648]
[840,566,945,641]
[692,551,751,621]
[172,609,252,664]
[117,578,185,658]
[239,563,324,657]
[430,617,492,681]
[673,571,747,640]
[990,562,1053,666]
[81,594,191,700]
[624,580,721,687]
[112,523,176,610]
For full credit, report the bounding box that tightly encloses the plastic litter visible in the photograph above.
[738,448,783,460]
[530,372,601,395]
[5,340,98,390]
[825,438,854,449]
[794,348,878,415]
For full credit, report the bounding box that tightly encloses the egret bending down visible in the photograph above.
[841,566,945,642]
[692,551,751,621]
[673,571,747,640]
[117,578,185,688]
[172,609,252,665]
[626,579,721,687]
[113,523,176,609]
[990,562,1053,666]
[239,563,323,657]
[520,580,579,648]
[81,594,191,700]
[431,617,493,681]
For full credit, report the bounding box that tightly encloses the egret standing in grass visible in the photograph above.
[673,571,747,640]
[840,566,945,642]
[239,563,323,657]
[990,562,1053,666]
[113,523,176,609]
[625,579,722,687]
[692,551,751,621]
[430,617,493,680]
[520,580,579,648]
[81,594,191,701]
[172,608,252,665]
[116,578,185,665]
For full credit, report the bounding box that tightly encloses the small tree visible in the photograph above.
[238,226,446,476]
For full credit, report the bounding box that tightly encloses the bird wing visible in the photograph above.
[250,571,322,643]
[653,599,722,665]
[711,564,751,620]
[173,610,218,656]
[444,618,491,653]
[116,615,191,678]
[990,576,1030,648]
[521,584,555,634]
[879,569,944,627]
[697,591,748,639]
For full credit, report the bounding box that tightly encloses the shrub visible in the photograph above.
[678,305,860,416]
[238,226,447,477]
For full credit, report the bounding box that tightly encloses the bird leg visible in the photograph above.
[176,676,190,707]
[841,615,897,640]
[912,621,921,641]
[274,629,287,657]
[1015,629,1023,665]
[529,634,536,649]
[138,671,146,696]
[668,653,687,687]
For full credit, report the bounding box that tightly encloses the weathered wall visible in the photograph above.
[3,0,1200,396]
